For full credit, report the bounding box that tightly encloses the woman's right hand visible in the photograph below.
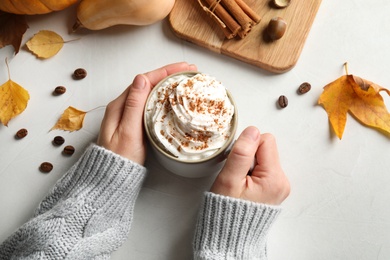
[210,126,290,205]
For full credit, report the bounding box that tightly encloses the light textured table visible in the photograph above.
[1,1,390,259]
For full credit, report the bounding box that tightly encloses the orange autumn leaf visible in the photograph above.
[0,58,30,126]
[318,64,390,139]
[51,106,86,132]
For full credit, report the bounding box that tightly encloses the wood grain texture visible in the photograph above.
[168,0,322,73]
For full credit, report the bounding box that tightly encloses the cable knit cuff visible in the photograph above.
[35,144,147,216]
[0,144,147,259]
[193,192,281,260]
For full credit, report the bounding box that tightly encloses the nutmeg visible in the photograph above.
[266,17,287,41]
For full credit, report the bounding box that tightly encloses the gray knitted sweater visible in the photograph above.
[0,144,280,259]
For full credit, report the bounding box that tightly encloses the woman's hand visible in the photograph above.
[97,62,197,165]
[211,126,290,205]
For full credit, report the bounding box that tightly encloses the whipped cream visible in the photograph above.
[145,73,235,161]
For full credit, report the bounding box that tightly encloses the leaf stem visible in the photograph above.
[344,62,349,75]
[86,105,106,113]
[5,57,11,80]
[64,38,81,44]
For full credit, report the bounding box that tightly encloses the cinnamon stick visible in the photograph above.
[221,0,252,32]
[200,0,241,37]
[235,0,261,23]
[198,0,260,40]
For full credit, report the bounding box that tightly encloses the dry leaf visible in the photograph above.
[51,106,87,132]
[0,11,29,54]
[318,63,390,139]
[0,59,30,126]
[26,30,66,59]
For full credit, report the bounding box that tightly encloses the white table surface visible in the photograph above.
[1,1,390,259]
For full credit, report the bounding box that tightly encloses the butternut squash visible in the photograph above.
[73,0,175,31]
[0,0,78,15]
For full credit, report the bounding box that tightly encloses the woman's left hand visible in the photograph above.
[97,62,197,165]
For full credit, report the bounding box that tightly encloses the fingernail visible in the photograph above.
[189,64,197,71]
[133,74,146,89]
[243,126,260,141]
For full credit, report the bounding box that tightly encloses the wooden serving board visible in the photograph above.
[168,0,322,73]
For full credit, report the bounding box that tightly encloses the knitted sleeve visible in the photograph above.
[193,192,281,260]
[0,144,147,260]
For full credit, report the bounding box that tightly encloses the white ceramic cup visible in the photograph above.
[144,72,238,178]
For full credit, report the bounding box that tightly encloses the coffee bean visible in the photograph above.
[278,95,288,108]
[63,145,75,155]
[40,162,53,173]
[73,68,87,79]
[15,128,28,139]
[53,136,65,146]
[54,86,66,95]
[298,82,311,94]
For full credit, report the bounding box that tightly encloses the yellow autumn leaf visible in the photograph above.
[318,63,390,139]
[51,106,86,132]
[0,58,30,126]
[26,30,67,59]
